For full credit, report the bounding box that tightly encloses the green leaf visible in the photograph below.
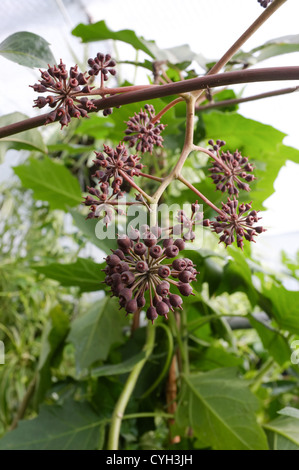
[14,157,82,210]
[262,284,299,334]
[70,209,116,253]
[33,258,105,292]
[254,34,299,63]
[176,368,268,450]
[278,407,299,420]
[74,114,115,140]
[67,297,126,373]
[248,315,291,366]
[193,346,242,371]
[72,20,155,57]
[0,399,105,450]
[34,306,70,405]
[265,412,299,450]
[0,112,47,162]
[91,351,146,378]
[0,32,55,68]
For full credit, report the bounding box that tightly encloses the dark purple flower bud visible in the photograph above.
[146,306,158,323]
[158,266,171,278]
[156,281,170,297]
[174,239,185,251]
[172,259,187,271]
[105,254,121,266]
[169,294,183,308]
[121,271,135,285]
[135,261,149,273]
[125,299,138,313]
[119,288,132,302]
[134,242,147,256]
[149,245,163,259]
[165,245,179,258]
[177,282,193,296]
[156,301,169,317]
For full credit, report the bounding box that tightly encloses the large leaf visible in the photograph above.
[72,20,155,57]
[34,258,105,292]
[248,315,291,366]
[34,306,70,405]
[91,351,146,378]
[14,157,82,210]
[262,284,299,335]
[67,297,126,373]
[0,112,47,162]
[0,399,105,450]
[265,409,299,450]
[0,32,55,68]
[176,368,268,450]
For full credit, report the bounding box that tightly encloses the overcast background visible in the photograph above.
[0,0,298,270]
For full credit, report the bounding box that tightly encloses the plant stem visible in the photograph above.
[181,307,189,375]
[2,66,299,139]
[122,412,174,421]
[209,0,288,76]
[178,174,224,216]
[118,169,154,203]
[250,358,275,393]
[107,323,156,450]
[196,85,299,111]
[138,172,163,182]
[10,375,37,430]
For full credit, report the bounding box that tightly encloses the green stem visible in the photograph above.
[122,412,174,421]
[107,323,156,450]
[181,308,189,375]
[250,358,275,393]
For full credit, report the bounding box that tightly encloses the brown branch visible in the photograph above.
[196,85,299,111]
[1,66,299,139]
[10,376,36,431]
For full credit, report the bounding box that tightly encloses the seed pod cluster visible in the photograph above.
[103,226,198,323]
[210,196,266,249]
[123,104,166,154]
[30,59,96,128]
[208,139,256,196]
[171,203,206,241]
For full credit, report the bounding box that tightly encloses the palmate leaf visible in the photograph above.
[0,32,55,68]
[176,368,268,450]
[14,157,82,211]
[261,284,299,335]
[0,399,105,450]
[67,297,127,373]
[34,258,106,292]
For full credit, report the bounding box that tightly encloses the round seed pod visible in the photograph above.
[172,259,187,271]
[134,242,147,256]
[112,282,125,296]
[119,262,130,272]
[169,293,183,308]
[146,306,158,323]
[106,254,121,266]
[174,238,185,251]
[165,245,179,258]
[183,258,194,267]
[156,301,169,317]
[156,281,170,297]
[163,238,173,249]
[128,227,140,241]
[177,282,193,296]
[125,299,138,313]
[110,273,122,284]
[119,288,132,302]
[105,275,113,286]
[121,271,135,285]
[112,249,125,260]
[135,261,149,273]
[162,297,173,311]
[137,294,146,308]
[178,270,193,283]
[158,266,171,278]
[143,232,157,247]
[117,235,131,251]
[149,245,163,259]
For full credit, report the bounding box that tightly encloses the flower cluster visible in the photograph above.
[123,104,166,153]
[103,226,198,323]
[209,197,265,249]
[258,0,273,7]
[208,139,255,195]
[88,53,116,80]
[83,143,143,219]
[30,60,96,128]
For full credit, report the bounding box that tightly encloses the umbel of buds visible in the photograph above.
[208,140,255,196]
[124,104,166,154]
[30,59,95,128]
[209,197,266,249]
[103,226,198,323]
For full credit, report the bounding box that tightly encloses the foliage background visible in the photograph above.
[0,0,299,450]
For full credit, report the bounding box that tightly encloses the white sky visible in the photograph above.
[0,0,299,245]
